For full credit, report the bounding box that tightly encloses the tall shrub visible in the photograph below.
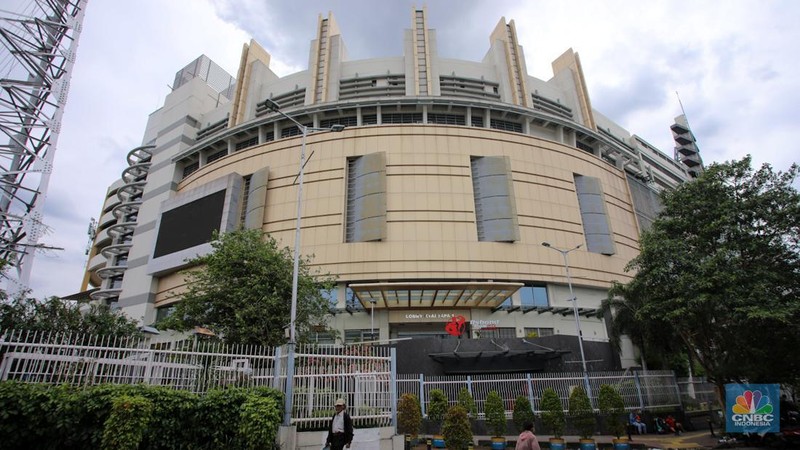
[101,395,153,450]
[441,405,473,450]
[238,396,282,450]
[484,390,507,437]
[427,389,449,431]
[568,386,595,439]
[397,393,423,437]
[457,387,477,419]
[540,388,565,438]
[512,395,535,432]
[598,385,626,438]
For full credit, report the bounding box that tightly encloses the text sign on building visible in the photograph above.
[725,384,780,433]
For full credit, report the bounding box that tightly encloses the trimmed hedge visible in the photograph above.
[0,381,283,450]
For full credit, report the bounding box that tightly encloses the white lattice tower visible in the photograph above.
[0,0,88,294]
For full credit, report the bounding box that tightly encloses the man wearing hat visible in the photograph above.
[326,398,353,450]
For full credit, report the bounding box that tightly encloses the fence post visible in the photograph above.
[633,371,644,410]
[419,373,426,417]
[391,347,398,431]
[283,343,296,426]
[526,372,534,410]
[671,372,683,408]
[272,345,283,391]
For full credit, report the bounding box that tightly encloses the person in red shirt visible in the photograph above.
[665,415,684,435]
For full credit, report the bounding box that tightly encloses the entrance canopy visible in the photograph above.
[348,281,523,309]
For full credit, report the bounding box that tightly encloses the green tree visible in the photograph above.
[597,384,626,438]
[568,386,595,439]
[484,390,506,437]
[441,405,472,450]
[457,387,476,419]
[397,393,422,438]
[540,388,565,438]
[512,395,535,433]
[427,389,449,431]
[158,229,335,346]
[604,157,800,402]
[0,294,141,338]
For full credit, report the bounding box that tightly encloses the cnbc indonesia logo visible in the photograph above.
[730,389,774,428]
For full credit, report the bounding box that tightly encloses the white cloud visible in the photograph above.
[18,0,799,298]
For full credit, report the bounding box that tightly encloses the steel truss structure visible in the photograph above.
[0,0,88,292]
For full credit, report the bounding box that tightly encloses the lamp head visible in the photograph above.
[541,242,551,248]
[264,98,281,112]
[330,124,346,132]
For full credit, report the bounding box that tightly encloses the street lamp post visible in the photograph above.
[264,99,345,426]
[542,241,593,402]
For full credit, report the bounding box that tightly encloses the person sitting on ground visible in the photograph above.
[654,416,668,434]
[629,410,646,434]
[515,421,541,450]
[665,415,684,435]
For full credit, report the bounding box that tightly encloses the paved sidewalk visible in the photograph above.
[625,430,720,449]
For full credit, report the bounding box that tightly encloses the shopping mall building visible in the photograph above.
[82,8,701,371]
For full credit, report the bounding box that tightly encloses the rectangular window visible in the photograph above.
[344,329,378,343]
[475,327,516,339]
[490,119,523,133]
[524,327,554,338]
[574,174,616,255]
[206,149,227,164]
[345,153,387,242]
[471,115,484,127]
[520,286,549,307]
[470,156,519,242]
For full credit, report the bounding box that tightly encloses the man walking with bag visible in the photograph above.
[325,398,354,450]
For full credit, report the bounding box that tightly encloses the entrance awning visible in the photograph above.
[348,281,523,309]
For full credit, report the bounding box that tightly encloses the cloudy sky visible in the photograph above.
[15,0,800,298]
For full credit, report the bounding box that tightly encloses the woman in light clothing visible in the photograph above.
[515,421,541,450]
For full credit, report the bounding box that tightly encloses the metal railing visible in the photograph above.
[398,370,682,416]
[0,330,278,393]
[1,330,684,427]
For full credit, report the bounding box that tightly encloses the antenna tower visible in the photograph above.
[0,0,88,294]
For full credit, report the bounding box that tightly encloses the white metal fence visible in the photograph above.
[291,344,394,429]
[1,330,685,428]
[0,330,279,393]
[677,376,719,407]
[398,370,682,417]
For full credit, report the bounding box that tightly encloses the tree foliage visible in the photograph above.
[540,387,565,438]
[484,390,507,437]
[597,384,626,438]
[605,157,800,397]
[0,294,141,338]
[441,405,472,450]
[427,389,449,427]
[397,393,422,437]
[567,386,595,439]
[158,229,335,346]
[512,395,535,433]
[457,387,476,419]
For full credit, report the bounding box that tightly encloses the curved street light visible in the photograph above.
[542,241,592,403]
[265,99,345,425]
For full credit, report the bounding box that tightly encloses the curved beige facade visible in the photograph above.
[169,125,639,295]
[84,8,694,367]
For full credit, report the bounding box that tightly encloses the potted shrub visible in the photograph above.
[513,395,535,434]
[598,385,629,450]
[540,388,566,450]
[457,387,477,420]
[398,393,422,446]
[427,389,449,448]
[442,405,473,450]
[485,390,507,450]
[568,386,597,450]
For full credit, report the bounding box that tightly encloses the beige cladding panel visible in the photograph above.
[169,127,639,298]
